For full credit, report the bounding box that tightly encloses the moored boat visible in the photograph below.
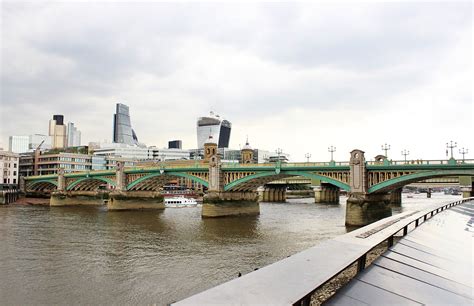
[164,196,198,207]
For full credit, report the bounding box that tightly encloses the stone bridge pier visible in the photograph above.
[107,163,165,210]
[258,186,286,202]
[314,183,340,204]
[202,141,259,217]
[50,169,108,206]
[346,150,392,226]
[460,177,474,198]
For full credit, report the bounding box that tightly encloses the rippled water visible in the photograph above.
[0,193,460,305]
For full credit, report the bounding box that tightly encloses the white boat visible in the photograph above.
[164,196,198,208]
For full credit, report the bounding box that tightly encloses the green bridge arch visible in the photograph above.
[224,170,351,191]
[27,179,58,190]
[126,171,209,190]
[66,177,117,191]
[368,169,474,194]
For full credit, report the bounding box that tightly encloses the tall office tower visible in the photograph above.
[8,136,29,153]
[67,122,82,147]
[168,140,182,149]
[113,103,139,146]
[196,112,232,149]
[49,115,67,149]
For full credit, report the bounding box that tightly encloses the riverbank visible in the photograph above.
[12,197,50,205]
[311,238,400,305]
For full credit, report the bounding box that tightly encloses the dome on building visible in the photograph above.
[242,138,252,150]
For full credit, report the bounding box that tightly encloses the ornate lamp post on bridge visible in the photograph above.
[446,141,457,159]
[401,149,410,163]
[381,143,391,158]
[459,148,468,161]
[276,148,283,162]
[305,153,311,163]
[328,146,336,161]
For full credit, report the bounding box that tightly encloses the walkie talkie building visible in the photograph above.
[196,112,232,149]
[113,103,139,146]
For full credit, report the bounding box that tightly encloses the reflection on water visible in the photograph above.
[0,194,459,305]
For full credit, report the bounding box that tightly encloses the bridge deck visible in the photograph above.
[326,200,474,305]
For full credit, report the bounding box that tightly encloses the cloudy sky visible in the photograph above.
[1,1,472,161]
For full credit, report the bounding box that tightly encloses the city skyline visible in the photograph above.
[1,2,472,161]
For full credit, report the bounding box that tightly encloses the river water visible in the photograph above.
[0,193,460,305]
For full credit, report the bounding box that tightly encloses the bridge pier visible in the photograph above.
[50,191,107,206]
[314,184,339,204]
[108,191,165,210]
[389,188,402,206]
[259,187,286,202]
[0,190,19,204]
[345,193,392,226]
[202,191,259,217]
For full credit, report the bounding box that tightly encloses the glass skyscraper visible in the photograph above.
[196,112,232,149]
[113,103,139,146]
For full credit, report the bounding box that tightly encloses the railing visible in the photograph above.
[173,197,474,306]
[367,159,474,166]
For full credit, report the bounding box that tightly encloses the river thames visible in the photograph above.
[0,193,460,305]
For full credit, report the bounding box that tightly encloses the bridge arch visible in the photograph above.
[66,177,116,191]
[368,169,474,194]
[26,180,58,191]
[126,172,209,191]
[224,170,350,192]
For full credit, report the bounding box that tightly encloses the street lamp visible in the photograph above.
[305,153,311,163]
[459,148,468,161]
[446,141,457,159]
[401,149,410,163]
[328,146,336,161]
[276,148,282,162]
[381,143,391,158]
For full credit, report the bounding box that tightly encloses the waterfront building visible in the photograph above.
[91,155,137,171]
[18,152,35,177]
[93,143,151,160]
[67,122,82,147]
[49,115,67,149]
[8,135,29,153]
[196,111,232,149]
[0,150,19,184]
[93,143,191,161]
[150,147,190,161]
[34,152,92,175]
[168,140,182,149]
[113,103,139,146]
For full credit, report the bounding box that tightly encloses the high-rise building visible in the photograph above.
[168,140,182,149]
[49,115,67,149]
[113,103,139,146]
[8,136,29,153]
[67,122,82,147]
[196,112,232,149]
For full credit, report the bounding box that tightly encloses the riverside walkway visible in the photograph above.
[173,198,473,305]
[326,200,473,305]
